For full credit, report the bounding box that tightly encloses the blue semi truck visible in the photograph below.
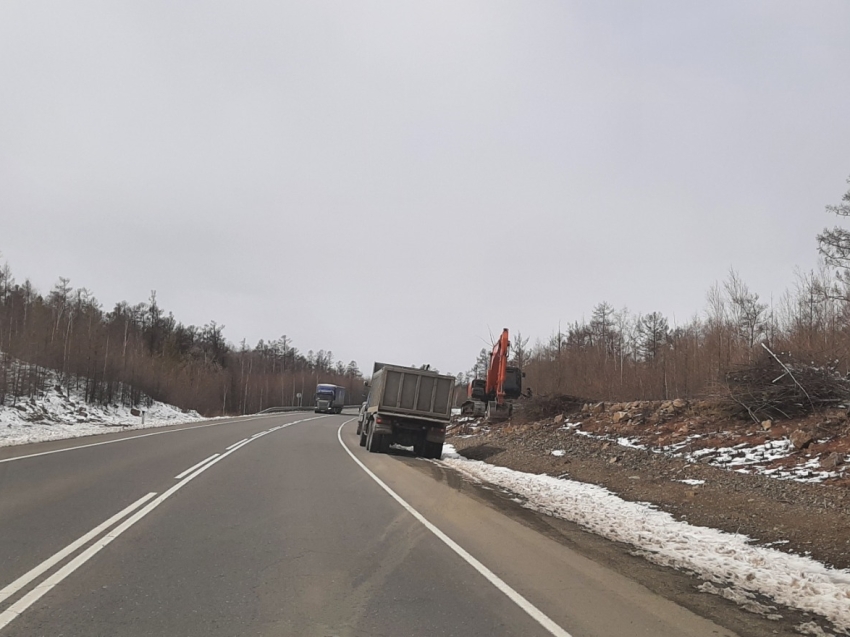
[315,383,346,414]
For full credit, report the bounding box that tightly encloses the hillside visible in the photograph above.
[0,355,204,447]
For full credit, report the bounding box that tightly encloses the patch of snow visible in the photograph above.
[675,479,705,486]
[616,437,646,449]
[559,422,580,429]
[551,449,566,457]
[439,448,850,632]
[796,620,837,637]
[0,360,206,448]
[580,425,842,484]
[697,582,783,620]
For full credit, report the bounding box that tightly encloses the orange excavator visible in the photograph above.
[461,328,524,421]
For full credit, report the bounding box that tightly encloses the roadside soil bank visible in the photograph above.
[448,399,850,572]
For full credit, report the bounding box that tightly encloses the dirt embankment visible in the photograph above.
[448,399,850,571]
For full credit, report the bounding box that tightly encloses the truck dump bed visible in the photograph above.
[368,364,454,422]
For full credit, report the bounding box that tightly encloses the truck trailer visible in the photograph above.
[359,363,454,459]
[315,383,346,414]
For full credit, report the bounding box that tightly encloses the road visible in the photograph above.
[0,412,739,636]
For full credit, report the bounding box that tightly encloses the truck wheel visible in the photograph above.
[356,420,363,436]
[366,425,383,453]
[366,431,381,453]
[424,441,443,460]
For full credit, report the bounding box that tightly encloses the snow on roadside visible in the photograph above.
[1,374,205,447]
[587,429,842,484]
[440,444,850,632]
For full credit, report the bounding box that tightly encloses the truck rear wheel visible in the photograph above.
[423,441,443,459]
[359,424,367,446]
[366,425,384,454]
[368,433,385,453]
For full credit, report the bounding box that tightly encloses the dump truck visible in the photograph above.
[315,383,346,414]
[359,363,454,459]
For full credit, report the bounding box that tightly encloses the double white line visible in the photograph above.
[0,416,323,632]
[0,492,156,626]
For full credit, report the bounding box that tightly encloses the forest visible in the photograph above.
[490,265,850,402]
[463,176,850,403]
[5,177,849,414]
[0,265,364,416]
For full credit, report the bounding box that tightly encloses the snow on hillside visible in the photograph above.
[1,362,205,448]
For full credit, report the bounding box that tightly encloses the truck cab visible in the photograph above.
[315,383,345,414]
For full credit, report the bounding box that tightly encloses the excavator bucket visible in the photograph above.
[485,401,511,422]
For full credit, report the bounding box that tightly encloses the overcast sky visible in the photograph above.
[2,1,849,375]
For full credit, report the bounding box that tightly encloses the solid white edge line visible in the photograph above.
[225,438,249,450]
[173,454,220,480]
[336,419,573,637]
[0,492,157,607]
[0,414,285,465]
[0,414,332,631]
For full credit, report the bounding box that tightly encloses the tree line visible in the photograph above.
[0,268,364,416]
[465,175,850,402]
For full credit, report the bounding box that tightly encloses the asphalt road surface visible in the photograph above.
[0,413,739,636]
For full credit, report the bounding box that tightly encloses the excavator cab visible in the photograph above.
[468,378,487,401]
[503,366,523,400]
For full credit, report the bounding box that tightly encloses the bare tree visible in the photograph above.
[590,301,616,361]
[817,175,850,283]
[470,347,489,379]
[724,269,767,355]
[510,331,530,370]
[638,312,669,363]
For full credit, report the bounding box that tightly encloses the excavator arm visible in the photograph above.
[486,328,511,405]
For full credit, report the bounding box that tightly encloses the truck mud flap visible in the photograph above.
[426,428,446,443]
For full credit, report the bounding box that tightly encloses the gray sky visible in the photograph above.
[2,1,849,376]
